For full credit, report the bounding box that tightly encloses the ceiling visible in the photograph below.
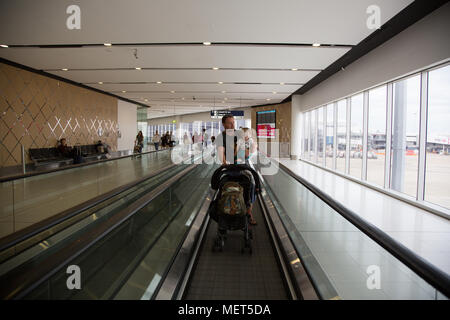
[0,0,414,119]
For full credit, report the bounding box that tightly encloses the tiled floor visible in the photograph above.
[259,158,450,299]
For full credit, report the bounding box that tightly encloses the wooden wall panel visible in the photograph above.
[0,62,118,168]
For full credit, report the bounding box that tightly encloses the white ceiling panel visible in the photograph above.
[87,83,299,93]
[0,0,413,45]
[0,46,349,70]
[46,69,320,84]
[0,0,415,118]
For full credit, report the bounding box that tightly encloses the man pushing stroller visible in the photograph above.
[208,115,260,253]
[215,114,258,225]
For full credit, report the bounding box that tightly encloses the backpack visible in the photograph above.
[217,181,247,216]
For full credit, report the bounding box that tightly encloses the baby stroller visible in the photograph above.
[209,164,261,254]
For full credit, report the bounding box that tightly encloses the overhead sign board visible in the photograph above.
[210,110,244,119]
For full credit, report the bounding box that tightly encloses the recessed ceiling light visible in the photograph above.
[312,43,321,47]
[291,68,298,71]
[98,82,103,84]
[221,91,226,93]
[0,45,8,48]
[122,90,126,93]
[273,91,277,94]
[104,43,112,47]
[224,98,228,100]
[280,82,285,85]
[135,67,142,70]
[181,97,185,100]
[156,81,162,84]
[221,101,225,103]
[144,99,148,102]
[218,81,223,84]
[203,42,211,46]
[62,68,68,71]
[266,98,271,101]
[212,67,219,70]
[171,91,175,93]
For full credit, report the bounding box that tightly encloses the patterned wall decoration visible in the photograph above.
[0,62,118,168]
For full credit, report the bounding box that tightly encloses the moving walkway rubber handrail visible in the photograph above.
[154,189,215,300]
[268,157,450,298]
[0,164,198,300]
[0,148,167,183]
[0,160,179,255]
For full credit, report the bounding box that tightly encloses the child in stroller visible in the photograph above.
[209,164,261,254]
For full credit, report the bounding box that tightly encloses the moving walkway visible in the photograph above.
[0,154,448,300]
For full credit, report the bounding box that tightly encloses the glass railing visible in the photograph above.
[11,162,217,299]
[0,162,191,270]
[253,153,449,300]
[0,149,172,239]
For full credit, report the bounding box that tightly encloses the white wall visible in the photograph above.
[295,3,450,112]
[117,100,137,151]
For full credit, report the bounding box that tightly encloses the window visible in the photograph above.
[390,74,421,197]
[326,104,334,168]
[310,109,317,162]
[349,94,363,178]
[336,99,347,173]
[367,85,387,186]
[304,112,310,160]
[317,107,324,164]
[425,64,450,209]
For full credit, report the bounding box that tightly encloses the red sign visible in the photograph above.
[257,124,275,138]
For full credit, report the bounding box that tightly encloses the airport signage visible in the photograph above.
[256,110,276,138]
[210,110,244,119]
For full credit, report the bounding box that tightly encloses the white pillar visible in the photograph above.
[392,81,407,192]
[291,95,302,160]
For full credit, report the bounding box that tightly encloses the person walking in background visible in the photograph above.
[211,135,216,157]
[169,131,175,147]
[152,130,161,151]
[202,128,209,148]
[135,131,144,153]
[183,132,191,153]
[193,131,200,151]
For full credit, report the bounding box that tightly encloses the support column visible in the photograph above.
[291,95,302,160]
[391,81,407,192]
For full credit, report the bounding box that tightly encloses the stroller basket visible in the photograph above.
[209,164,260,254]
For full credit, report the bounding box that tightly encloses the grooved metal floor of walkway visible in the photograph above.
[184,200,289,300]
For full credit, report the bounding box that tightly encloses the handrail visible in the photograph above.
[265,155,450,298]
[0,161,179,255]
[0,148,168,183]
[0,164,198,300]
[154,188,215,300]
